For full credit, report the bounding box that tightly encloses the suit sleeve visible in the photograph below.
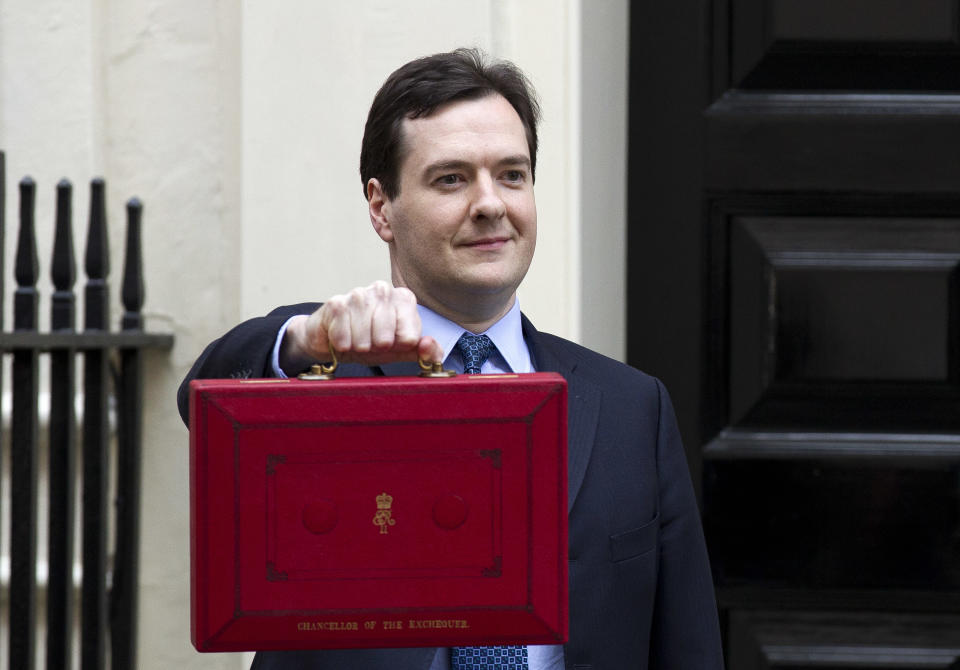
[649,378,724,669]
[176,303,321,425]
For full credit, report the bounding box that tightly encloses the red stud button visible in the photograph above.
[302,499,338,534]
[432,494,468,530]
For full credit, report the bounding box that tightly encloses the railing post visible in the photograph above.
[111,197,145,670]
[0,165,172,670]
[48,178,78,670]
[82,178,110,670]
[11,176,40,670]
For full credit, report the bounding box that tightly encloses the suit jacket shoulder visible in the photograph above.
[523,316,663,400]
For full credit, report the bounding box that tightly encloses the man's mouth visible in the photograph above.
[462,236,510,250]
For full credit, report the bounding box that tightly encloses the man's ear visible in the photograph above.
[367,178,394,242]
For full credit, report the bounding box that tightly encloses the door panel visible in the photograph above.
[712,206,960,432]
[706,460,960,589]
[705,94,960,193]
[628,1,960,666]
[730,0,960,89]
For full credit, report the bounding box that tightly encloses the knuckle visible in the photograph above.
[394,287,417,304]
[372,332,395,349]
[370,280,392,296]
[325,295,348,312]
[347,287,368,306]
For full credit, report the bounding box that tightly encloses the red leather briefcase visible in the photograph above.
[189,371,567,652]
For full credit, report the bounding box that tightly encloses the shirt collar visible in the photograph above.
[417,298,534,374]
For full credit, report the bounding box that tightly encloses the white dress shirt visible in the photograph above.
[418,299,533,375]
[270,298,563,670]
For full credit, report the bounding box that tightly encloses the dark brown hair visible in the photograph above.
[360,48,541,200]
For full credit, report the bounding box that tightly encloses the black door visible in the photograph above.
[627,2,960,666]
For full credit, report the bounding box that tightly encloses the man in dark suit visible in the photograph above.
[180,49,723,669]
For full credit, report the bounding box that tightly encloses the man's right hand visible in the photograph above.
[278,281,443,375]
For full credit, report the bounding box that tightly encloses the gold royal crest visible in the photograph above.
[372,492,396,535]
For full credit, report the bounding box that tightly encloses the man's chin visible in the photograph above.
[454,275,524,300]
[457,262,528,291]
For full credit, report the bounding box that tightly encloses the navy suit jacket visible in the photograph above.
[178,304,724,670]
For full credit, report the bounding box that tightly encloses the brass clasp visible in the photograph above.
[297,345,338,380]
[418,359,456,378]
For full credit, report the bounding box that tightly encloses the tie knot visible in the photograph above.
[457,333,493,374]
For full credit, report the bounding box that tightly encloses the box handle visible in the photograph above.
[297,346,456,380]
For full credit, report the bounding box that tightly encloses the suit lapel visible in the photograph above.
[521,315,601,514]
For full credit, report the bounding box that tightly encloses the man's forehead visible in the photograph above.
[397,94,530,165]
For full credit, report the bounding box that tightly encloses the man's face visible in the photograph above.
[369,93,537,327]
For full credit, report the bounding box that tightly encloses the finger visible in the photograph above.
[321,296,353,354]
[370,299,398,350]
[393,296,422,349]
[346,286,376,352]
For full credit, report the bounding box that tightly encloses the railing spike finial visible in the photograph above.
[85,177,109,330]
[53,179,76,290]
[52,179,77,332]
[16,177,39,295]
[122,197,144,330]
[86,177,109,279]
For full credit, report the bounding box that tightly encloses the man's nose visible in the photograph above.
[469,173,506,222]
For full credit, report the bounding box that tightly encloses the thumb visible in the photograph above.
[417,336,445,367]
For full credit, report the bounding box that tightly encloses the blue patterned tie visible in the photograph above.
[450,645,529,669]
[452,333,526,668]
[457,333,493,374]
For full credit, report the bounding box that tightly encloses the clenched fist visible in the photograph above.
[278,281,444,374]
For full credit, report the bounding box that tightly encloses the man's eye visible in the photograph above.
[436,174,461,186]
[502,170,525,183]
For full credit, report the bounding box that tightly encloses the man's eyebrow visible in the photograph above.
[496,155,532,169]
[423,159,472,176]
[423,155,532,176]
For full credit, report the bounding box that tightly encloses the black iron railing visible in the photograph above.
[0,151,174,670]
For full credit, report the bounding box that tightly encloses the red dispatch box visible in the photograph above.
[189,372,567,652]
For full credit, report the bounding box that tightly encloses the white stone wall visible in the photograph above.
[0,1,626,668]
